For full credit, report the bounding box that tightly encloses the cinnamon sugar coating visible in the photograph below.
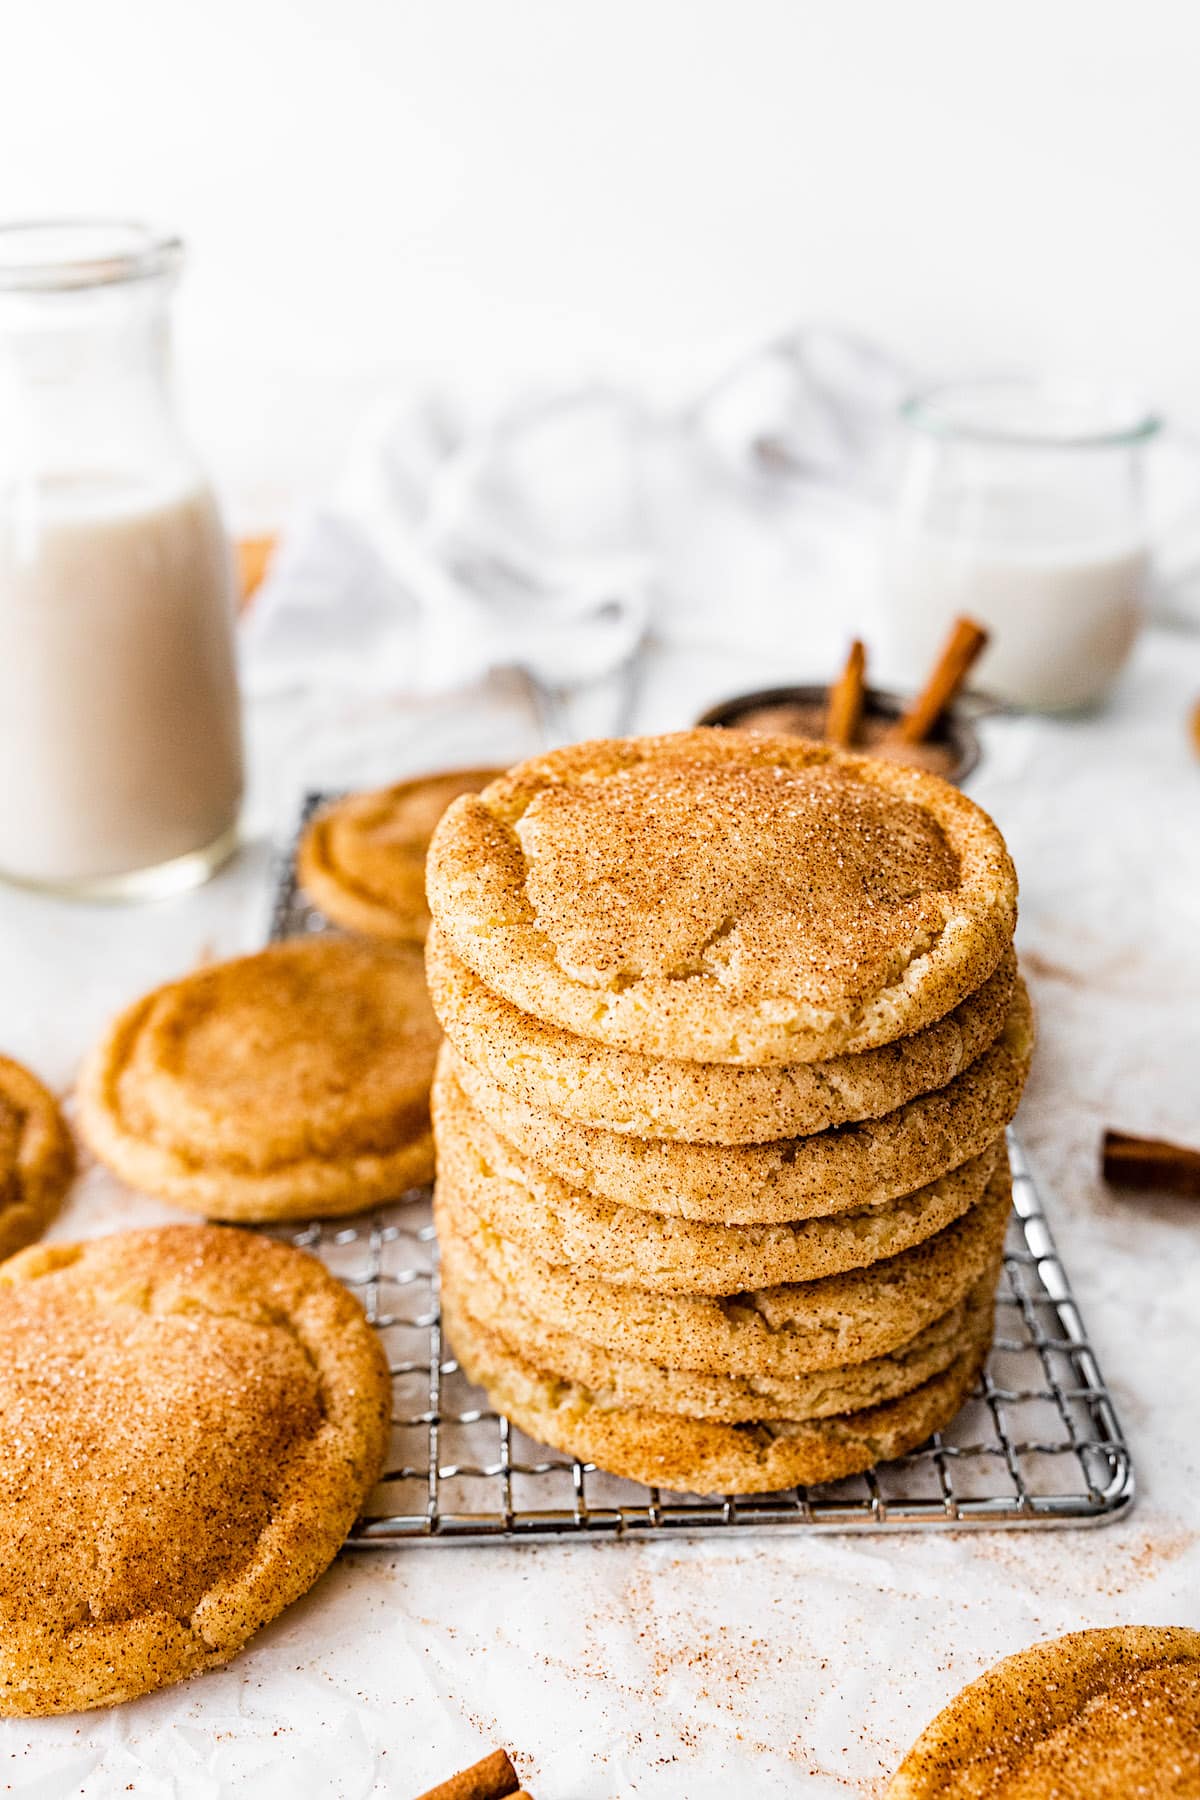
[299,766,503,941]
[441,1214,997,1424]
[434,1055,1003,1293]
[444,980,1031,1223]
[0,1053,73,1258]
[0,1225,390,1714]
[78,937,439,1220]
[435,1158,1012,1377]
[887,1626,1200,1798]
[443,1288,991,1495]
[426,730,1017,1064]
[427,929,1017,1144]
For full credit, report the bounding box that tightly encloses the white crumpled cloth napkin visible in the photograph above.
[240,329,909,698]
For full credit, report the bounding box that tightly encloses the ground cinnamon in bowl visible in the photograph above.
[703,689,971,779]
[697,618,989,784]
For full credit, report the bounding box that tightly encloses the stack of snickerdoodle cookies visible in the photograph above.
[427,728,1031,1495]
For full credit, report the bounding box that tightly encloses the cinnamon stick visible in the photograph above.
[889,616,989,746]
[1102,1130,1200,1199]
[1189,697,1200,758]
[825,638,867,748]
[413,1747,527,1800]
[235,534,277,609]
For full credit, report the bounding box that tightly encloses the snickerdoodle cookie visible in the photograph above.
[426,730,1017,1064]
[441,1217,996,1424]
[427,929,1017,1144]
[436,1157,1012,1377]
[0,1053,73,1258]
[434,1058,1003,1293]
[444,979,1031,1222]
[886,1625,1200,1799]
[299,766,503,941]
[444,1288,990,1494]
[0,1224,390,1715]
[78,937,440,1220]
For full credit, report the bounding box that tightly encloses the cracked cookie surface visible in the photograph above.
[426,730,1017,1064]
[0,1224,390,1714]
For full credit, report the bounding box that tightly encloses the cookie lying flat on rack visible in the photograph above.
[886,1625,1200,1798]
[443,979,1032,1222]
[427,930,1018,1144]
[434,1058,1003,1293]
[299,766,503,942]
[426,729,1018,1064]
[0,1053,74,1258]
[78,937,440,1220]
[0,1225,390,1715]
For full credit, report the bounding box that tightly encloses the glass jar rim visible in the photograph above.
[0,219,183,293]
[901,375,1162,450]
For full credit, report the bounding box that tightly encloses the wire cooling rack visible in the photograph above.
[268,795,1134,1541]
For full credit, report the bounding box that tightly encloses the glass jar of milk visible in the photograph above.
[0,220,243,897]
[886,377,1161,711]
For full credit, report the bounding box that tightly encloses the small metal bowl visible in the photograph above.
[695,683,983,785]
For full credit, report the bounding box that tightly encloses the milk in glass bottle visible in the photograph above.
[0,220,243,897]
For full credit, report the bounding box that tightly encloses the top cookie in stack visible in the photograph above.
[427,729,1028,1495]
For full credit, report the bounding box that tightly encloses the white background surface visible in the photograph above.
[5,0,1200,513]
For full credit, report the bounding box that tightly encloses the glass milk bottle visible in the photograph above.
[885,377,1161,711]
[0,220,243,897]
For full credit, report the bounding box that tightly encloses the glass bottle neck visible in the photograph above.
[0,276,195,495]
